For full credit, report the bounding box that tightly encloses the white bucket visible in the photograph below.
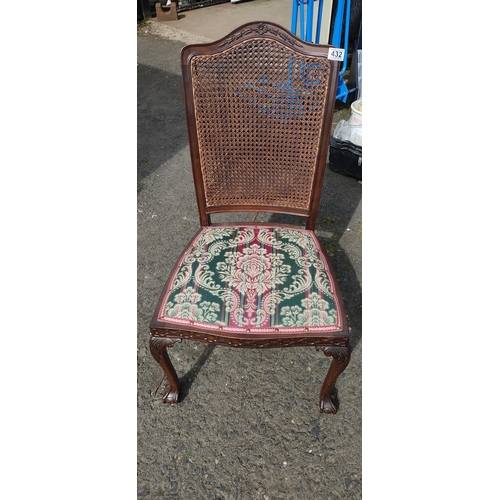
[349,99,362,126]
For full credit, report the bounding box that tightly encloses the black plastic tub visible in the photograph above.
[329,136,362,181]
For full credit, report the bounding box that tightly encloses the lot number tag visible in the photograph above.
[328,48,345,61]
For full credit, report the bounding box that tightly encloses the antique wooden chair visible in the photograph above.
[149,21,350,413]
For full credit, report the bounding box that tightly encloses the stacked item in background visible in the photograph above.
[348,22,362,101]
[329,99,362,181]
[356,49,362,99]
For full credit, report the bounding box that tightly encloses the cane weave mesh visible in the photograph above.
[189,38,331,210]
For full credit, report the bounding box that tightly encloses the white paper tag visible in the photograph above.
[328,47,345,61]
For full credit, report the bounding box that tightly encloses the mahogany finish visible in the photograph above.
[149,22,350,413]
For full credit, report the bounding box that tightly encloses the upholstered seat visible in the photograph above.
[149,21,351,413]
[155,225,343,334]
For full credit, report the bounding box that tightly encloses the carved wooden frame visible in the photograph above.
[149,21,350,413]
[149,327,350,414]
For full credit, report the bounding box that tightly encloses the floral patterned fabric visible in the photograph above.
[158,226,342,334]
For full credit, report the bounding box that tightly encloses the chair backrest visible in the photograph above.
[181,21,340,230]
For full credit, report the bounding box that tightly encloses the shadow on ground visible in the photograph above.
[137,36,188,192]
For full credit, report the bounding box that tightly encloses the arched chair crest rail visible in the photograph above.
[149,21,350,413]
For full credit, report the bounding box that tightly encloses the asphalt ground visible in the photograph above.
[137,21,362,499]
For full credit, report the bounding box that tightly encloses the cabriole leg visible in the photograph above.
[149,336,181,404]
[317,344,350,414]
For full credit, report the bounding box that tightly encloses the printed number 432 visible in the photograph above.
[328,48,345,61]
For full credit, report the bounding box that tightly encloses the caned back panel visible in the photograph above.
[186,34,333,212]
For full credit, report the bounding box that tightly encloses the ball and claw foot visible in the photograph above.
[163,385,179,405]
[319,393,339,414]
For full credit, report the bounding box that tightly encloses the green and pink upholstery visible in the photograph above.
[156,226,343,334]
